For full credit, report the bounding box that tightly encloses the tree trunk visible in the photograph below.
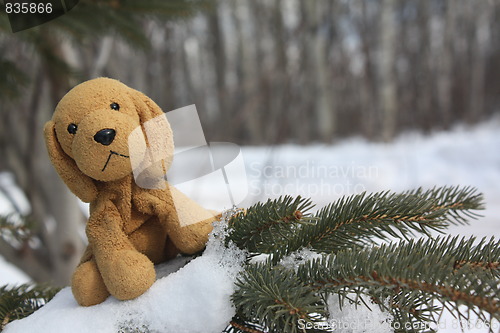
[379,0,397,141]
[468,0,491,122]
[436,0,457,129]
[306,0,335,142]
[0,32,87,286]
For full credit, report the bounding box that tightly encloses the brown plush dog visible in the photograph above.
[44,78,217,306]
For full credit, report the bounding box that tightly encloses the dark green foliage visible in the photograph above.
[51,0,210,48]
[0,0,211,100]
[227,186,484,262]
[232,262,326,333]
[0,217,58,332]
[299,236,500,332]
[227,196,315,256]
[225,186,495,333]
[0,60,28,100]
[0,284,60,331]
[289,186,483,255]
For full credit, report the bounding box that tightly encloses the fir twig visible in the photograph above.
[298,236,500,331]
[227,196,315,255]
[232,261,326,333]
[0,284,60,331]
[231,236,500,333]
[226,187,493,332]
[285,186,483,256]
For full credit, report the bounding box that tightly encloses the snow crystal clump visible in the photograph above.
[279,248,323,271]
[327,295,394,333]
[4,211,246,333]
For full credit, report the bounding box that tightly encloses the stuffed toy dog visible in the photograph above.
[44,78,217,306]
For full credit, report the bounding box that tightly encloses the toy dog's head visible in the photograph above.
[44,78,174,202]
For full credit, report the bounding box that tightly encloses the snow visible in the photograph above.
[238,120,500,242]
[3,212,246,333]
[2,118,500,332]
[326,295,393,333]
[278,248,323,271]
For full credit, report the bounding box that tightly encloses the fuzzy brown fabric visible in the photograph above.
[44,78,217,306]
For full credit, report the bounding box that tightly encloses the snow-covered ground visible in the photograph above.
[238,119,500,241]
[2,118,500,332]
[3,216,246,333]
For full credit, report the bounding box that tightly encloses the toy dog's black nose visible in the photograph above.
[94,129,116,146]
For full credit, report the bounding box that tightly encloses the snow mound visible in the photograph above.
[3,215,246,333]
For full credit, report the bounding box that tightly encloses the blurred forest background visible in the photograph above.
[0,0,499,286]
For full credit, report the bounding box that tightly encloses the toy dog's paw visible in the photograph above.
[72,260,110,306]
[102,250,156,301]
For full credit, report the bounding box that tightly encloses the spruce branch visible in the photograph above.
[230,236,499,333]
[227,196,315,255]
[226,187,493,332]
[0,0,211,101]
[298,236,500,331]
[232,261,326,333]
[51,0,211,49]
[284,186,483,256]
[0,284,60,331]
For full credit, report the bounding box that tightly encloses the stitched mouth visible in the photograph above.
[101,150,130,172]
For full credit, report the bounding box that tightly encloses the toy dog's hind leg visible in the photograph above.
[72,257,110,306]
[86,199,156,301]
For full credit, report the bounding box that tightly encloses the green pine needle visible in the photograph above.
[298,236,500,331]
[227,195,315,255]
[227,186,494,333]
[283,186,484,256]
[0,284,60,331]
[230,236,499,333]
[0,0,209,101]
[232,261,326,333]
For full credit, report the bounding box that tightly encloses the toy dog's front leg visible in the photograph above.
[86,199,156,301]
[134,186,218,254]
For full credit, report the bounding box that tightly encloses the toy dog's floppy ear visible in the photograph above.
[44,120,98,203]
[127,89,174,189]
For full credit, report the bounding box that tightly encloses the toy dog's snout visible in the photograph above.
[94,128,116,146]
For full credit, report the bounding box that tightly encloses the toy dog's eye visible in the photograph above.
[67,123,78,134]
[110,102,120,111]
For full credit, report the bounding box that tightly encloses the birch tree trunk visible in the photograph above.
[379,0,397,141]
[436,0,457,129]
[468,0,492,123]
[306,0,335,142]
